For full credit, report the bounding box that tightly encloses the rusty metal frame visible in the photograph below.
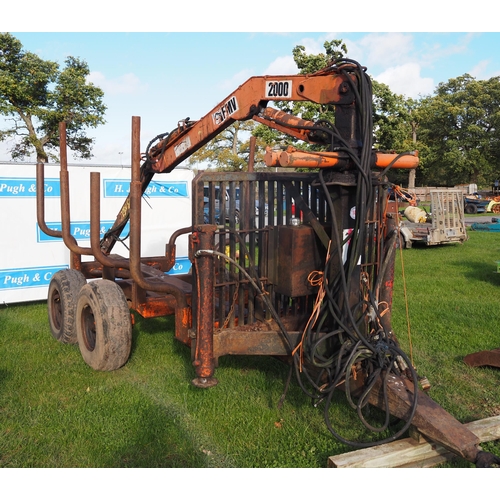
[34,116,500,466]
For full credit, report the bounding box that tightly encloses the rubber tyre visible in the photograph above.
[465,203,477,214]
[76,280,132,371]
[47,269,87,344]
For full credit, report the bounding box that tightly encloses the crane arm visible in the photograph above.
[142,67,358,175]
[100,64,361,253]
[100,61,417,253]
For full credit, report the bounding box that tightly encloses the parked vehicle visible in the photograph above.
[398,189,468,248]
[203,186,268,223]
[464,195,489,214]
[203,197,220,224]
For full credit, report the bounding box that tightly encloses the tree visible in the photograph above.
[372,80,412,151]
[188,121,267,171]
[254,40,416,160]
[371,81,425,186]
[0,33,106,163]
[417,74,500,186]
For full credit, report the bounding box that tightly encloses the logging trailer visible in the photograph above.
[37,59,499,466]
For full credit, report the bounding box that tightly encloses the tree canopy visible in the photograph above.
[416,74,500,186]
[0,32,106,163]
[188,121,267,171]
[191,39,416,176]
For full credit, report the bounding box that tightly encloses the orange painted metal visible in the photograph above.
[374,151,419,169]
[264,147,281,167]
[254,108,319,144]
[277,149,346,169]
[135,296,178,319]
[266,146,419,170]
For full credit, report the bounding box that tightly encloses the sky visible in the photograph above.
[1,3,499,167]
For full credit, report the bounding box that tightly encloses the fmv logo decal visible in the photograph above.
[212,96,239,126]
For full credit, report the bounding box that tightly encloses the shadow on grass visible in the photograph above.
[0,369,10,389]
[457,260,500,287]
[126,309,418,466]
[99,400,209,467]
[405,237,500,286]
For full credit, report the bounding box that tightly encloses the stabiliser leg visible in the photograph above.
[352,372,500,466]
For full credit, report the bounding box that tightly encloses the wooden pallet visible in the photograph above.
[327,415,500,468]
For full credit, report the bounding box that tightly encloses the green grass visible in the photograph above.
[1,231,500,467]
[0,305,339,468]
[393,232,500,422]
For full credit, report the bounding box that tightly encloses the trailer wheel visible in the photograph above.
[47,269,87,344]
[465,203,477,214]
[76,280,132,371]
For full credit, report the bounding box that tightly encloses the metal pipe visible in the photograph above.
[36,162,62,239]
[192,223,218,387]
[127,117,192,358]
[126,117,217,385]
[374,152,419,169]
[58,122,93,256]
[127,116,189,310]
[164,226,193,272]
[90,171,125,269]
[265,148,419,170]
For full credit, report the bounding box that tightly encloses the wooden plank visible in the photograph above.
[466,415,500,441]
[327,415,500,468]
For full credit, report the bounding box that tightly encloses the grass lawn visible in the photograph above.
[1,231,500,468]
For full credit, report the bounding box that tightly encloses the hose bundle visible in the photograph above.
[292,60,419,448]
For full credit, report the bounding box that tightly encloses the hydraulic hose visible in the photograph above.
[292,60,419,448]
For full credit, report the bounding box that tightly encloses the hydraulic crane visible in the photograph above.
[37,59,499,466]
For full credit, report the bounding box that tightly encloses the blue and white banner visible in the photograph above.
[0,265,67,289]
[103,179,189,198]
[0,177,60,197]
[36,221,131,243]
[0,163,193,304]
[166,257,191,275]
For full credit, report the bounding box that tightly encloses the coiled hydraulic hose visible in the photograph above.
[291,60,419,447]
